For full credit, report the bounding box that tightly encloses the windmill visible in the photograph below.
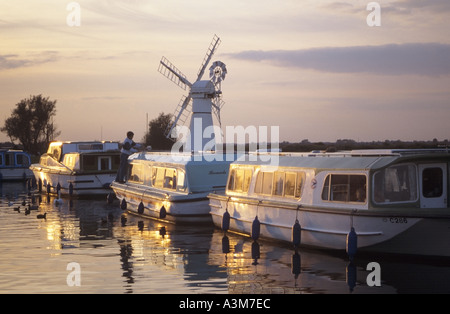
[158,34,227,151]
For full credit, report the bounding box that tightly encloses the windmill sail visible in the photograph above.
[164,96,192,140]
[158,57,192,90]
[197,34,221,81]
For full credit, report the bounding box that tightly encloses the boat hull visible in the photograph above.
[111,181,213,223]
[209,194,450,257]
[0,168,33,181]
[31,167,116,196]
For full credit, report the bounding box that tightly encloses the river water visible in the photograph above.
[1,182,450,294]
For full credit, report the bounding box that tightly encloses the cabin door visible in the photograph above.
[419,163,447,208]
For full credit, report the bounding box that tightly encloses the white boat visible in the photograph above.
[0,149,33,181]
[209,149,450,257]
[30,141,121,196]
[110,35,235,222]
[111,151,234,223]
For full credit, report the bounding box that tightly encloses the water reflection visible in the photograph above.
[1,182,450,294]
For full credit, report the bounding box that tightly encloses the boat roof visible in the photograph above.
[0,149,30,154]
[47,141,119,154]
[129,151,236,166]
[231,149,450,171]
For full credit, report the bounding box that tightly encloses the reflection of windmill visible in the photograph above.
[158,34,227,151]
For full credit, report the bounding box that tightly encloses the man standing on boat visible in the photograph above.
[116,131,139,183]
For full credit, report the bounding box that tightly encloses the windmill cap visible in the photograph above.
[191,80,215,95]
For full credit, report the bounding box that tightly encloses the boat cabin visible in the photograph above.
[126,152,234,195]
[0,149,33,181]
[0,150,31,169]
[224,149,449,210]
[38,141,120,173]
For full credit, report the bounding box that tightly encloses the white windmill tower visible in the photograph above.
[158,34,227,152]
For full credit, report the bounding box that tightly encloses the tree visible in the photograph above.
[1,95,60,155]
[143,112,174,150]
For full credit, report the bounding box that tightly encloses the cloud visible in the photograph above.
[0,55,29,70]
[324,0,450,15]
[0,52,59,71]
[227,43,450,76]
[394,0,450,13]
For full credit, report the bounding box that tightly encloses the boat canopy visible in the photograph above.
[231,149,450,172]
[128,151,235,193]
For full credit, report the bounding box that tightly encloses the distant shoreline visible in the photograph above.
[1,138,448,156]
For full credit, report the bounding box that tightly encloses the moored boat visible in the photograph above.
[111,151,234,223]
[0,149,33,181]
[30,141,121,196]
[209,149,450,257]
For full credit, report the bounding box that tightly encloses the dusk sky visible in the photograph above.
[1,0,449,144]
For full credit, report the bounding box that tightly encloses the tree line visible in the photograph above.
[279,138,449,152]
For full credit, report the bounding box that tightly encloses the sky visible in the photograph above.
[1,0,450,144]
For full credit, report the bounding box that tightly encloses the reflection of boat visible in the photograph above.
[30,141,121,196]
[0,149,33,181]
[209,149,450,257]
[111,152,233,223]
[115,213,227,293]
[208,231,399,294]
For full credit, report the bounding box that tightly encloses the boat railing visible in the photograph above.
[249,148,450,158]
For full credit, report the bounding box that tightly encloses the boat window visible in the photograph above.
[255,170,305,199]
[152,167,179,191]
[284,173,296,197]
[243,169,252,192]
[153,167,165,188]
[261,172,273,195]
[373,164,417,204]
[16,153,30,167]
[99,157,111,170]
[273,171,284,196]
[177,169,187,192]
[82,155,97,171]
[422,167,443,198]
[164,168,177,190]
[227,169,236,191]
[0,154,3,166]
[235,169,244,192]
[51,147,62,161]
[254,171,273,195]
[5,153,13,166]
[295,172,305,198]
[129,164,144,183]
[65,155,75,169]
[227,168,252,193]
[322,174,367,203]
[79,143,103,151]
